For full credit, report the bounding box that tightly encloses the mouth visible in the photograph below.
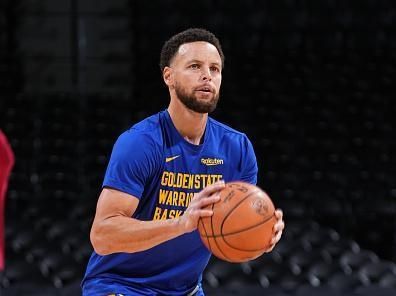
[195,86,214,93]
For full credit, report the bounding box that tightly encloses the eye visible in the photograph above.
[210,66,220,73]
[189,64,200,70]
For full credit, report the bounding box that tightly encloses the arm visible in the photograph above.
[90,182,224,255]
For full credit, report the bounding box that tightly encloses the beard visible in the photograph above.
[174,82,220,114]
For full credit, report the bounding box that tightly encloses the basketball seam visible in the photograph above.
[219,189,262,236]
[222,214,275,252]
[216,188,274,254]
[203,213,275,238]
[210,201,231,261]
[198,218,211,252]
[200,185,274,260]
[224,212,274,237]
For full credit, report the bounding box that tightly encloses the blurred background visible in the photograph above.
[1,0,396,295]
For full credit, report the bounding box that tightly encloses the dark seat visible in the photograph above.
[271,237,306,261]
[52,265,82,288]
[326,272,366,292]
[306,262,344,287]
[222,272,260,289]
[296,285,343,296]
[25,241,57,264]
[46,221,78,242]
[277,272,307,292]
[288,249,332,276]
[10,230,36,253]
[358,261,396,284]
[247,251,282,274]
[60,232,89,255]
[203,259,248,288]
[281,220,317,241]
[256,261,290,287]
[1,259,48,288]
[380,273,396,288]
[205,285,289,296]
[38,252,76,278]
[299,227,340,249]
[353,286,396,296]
[339,250,379,274]
[321,239,360,261]
[73,241,93,264]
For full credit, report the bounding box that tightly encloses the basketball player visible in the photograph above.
[82,28,284,296]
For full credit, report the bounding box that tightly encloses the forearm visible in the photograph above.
[91,215,186,255]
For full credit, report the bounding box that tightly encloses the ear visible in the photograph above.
[163,67,174,88]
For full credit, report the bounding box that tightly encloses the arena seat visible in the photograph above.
[295,285,343,296]
[322,239,361,261]
[204,259,250,288]
[256,261,291,287]
[357,261,396,285]
[340,250,380,274]
[326,273,366,293]
[379,273,396,288]
[288,249,332,276]
[353,286,396,296]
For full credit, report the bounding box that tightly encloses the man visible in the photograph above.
[82,28,284,296]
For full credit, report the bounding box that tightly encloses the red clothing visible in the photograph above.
[0,130,14,270]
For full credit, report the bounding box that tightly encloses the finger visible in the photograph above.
[197,192,221,208]
[274,209,283,219]
[276,230,282,242]
[270,230,283,245]
[265,243,275,253]
[273,220,285,233]
[199,180,225,197]
[199,209,215,217]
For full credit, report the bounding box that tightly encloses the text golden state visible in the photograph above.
[153,171,223,220]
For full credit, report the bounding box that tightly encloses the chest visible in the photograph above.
[161,144,239,188]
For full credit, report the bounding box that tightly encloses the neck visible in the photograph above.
[167,98,208,145]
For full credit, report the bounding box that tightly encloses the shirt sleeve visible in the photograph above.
[102,129,160,199]
[239,135,258,185]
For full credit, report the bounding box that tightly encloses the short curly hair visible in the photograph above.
[159,28,225,72]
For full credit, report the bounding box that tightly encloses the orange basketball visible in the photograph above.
[198,181,277,263]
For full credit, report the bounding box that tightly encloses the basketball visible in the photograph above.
[198,181,277,263]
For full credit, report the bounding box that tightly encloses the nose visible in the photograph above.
[201,67,212,81]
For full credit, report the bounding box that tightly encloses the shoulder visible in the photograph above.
[118,112,165,146]
[112,112,166,159]
[208,117,250,141]
[131,112,163,133]
[208,117,255,157]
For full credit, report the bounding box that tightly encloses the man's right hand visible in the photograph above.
[178,180,225,233]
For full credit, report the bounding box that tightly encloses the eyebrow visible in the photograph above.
[187,59,222,67]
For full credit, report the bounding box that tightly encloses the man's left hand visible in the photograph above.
[265,209,285,253]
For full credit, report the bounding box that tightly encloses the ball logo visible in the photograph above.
[229,183,248,193]
[223,191,235,203]
[252,198,269,216]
